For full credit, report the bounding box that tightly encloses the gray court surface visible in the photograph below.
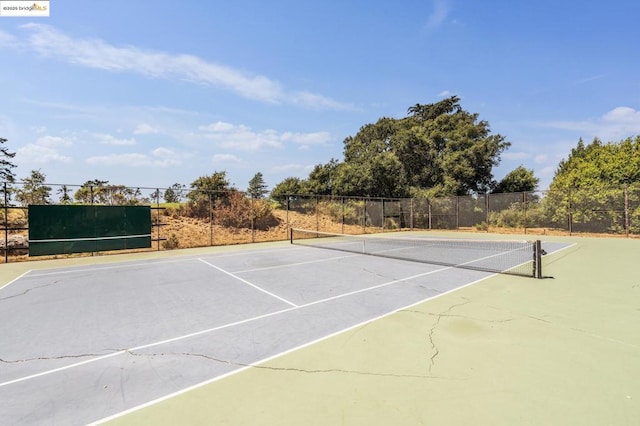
[0,240,567,425]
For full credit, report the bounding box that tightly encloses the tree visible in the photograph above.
[247,172,268,199]
[186,171,234,217]
[164,183,185,203]
[544,136,640,230]
[270,177,304,200]
[551,136,640,188]
[304,159,339,195]
[16,170,52,205]
[57,185,73,204]
[494,166,539,193]
[341,96,509,197]
[74,179,109,204]
[0,137,17,204]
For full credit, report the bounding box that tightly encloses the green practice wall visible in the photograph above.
[28,205,152,256]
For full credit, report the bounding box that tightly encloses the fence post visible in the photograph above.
[524,192,529,235]
[3,182,7,263]
[209,192,213,246]
[485,193,490,231]
[382,199,385,231]
[341,197,345,234]
[410,198,414,230]
[155,188,161,251]
[251,196,255,243]
[624,185,630,238]
[568,188,573,236]
[363,199,367,233]
[286,196,290,230]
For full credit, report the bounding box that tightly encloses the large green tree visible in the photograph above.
[290,96,510,198]
[552,136,640,188]
[545,136,640,231]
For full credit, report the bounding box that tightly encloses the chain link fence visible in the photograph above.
[2,182,639,263]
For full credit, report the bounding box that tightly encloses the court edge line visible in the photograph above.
[88,270,497,426]
[20,246,303,278]
[0,263,450,389]
[197,258,298,308]
[0,270,32,291]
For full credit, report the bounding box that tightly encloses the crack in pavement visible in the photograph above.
[418,299,473,373]
[0,350,120,364]
[0,281,58,302]
[402,308,514,324]
[125,350,452,380]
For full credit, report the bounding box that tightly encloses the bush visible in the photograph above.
[163,233,180,249]
[214,192,279,230]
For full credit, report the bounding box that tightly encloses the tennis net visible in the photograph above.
[290,228,543,278]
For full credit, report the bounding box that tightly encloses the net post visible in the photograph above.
[289,227,293,244]
[534,240,543,278]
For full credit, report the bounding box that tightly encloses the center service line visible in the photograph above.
[197,258,298,308]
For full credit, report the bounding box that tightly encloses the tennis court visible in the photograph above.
[1,232,637,425]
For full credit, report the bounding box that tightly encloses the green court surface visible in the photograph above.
[95,235,639,426]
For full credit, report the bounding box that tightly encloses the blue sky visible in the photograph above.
[1,0,639,193]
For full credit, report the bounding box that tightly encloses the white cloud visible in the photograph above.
[534,154,548,164]
[199,121,235,132]
[133,123,159,135]
[0,30,16,46]
[86,148,182,167]
[437,90,452,97]
[36,135,72,147]
[212,154,243,164]
[17,144,72,164]
[94,133,136,146]
[15,24,351,110]
[281,131,332,146]
[424,0,451,31]
[545,106,640,141]
[16,134,73,165]
[199,121,332,152]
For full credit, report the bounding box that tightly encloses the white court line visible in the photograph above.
[21,257,200,277]
[197,258,298,308]
[0,262,452,389]
[0,270,33,291]
[20,245,304,278]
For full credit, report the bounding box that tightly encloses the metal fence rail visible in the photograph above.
[1,182,639,263]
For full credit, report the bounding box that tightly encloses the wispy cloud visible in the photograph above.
[212,153,243,164]
[0,29,16,45]
[85,149,182,167]
[198,121,332,151]
[12,24,352,111]
[424,0,451,31]
[573,74,606,85]
[94,133,136,146]
[133,123,159,135]
[544,106,640,141]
